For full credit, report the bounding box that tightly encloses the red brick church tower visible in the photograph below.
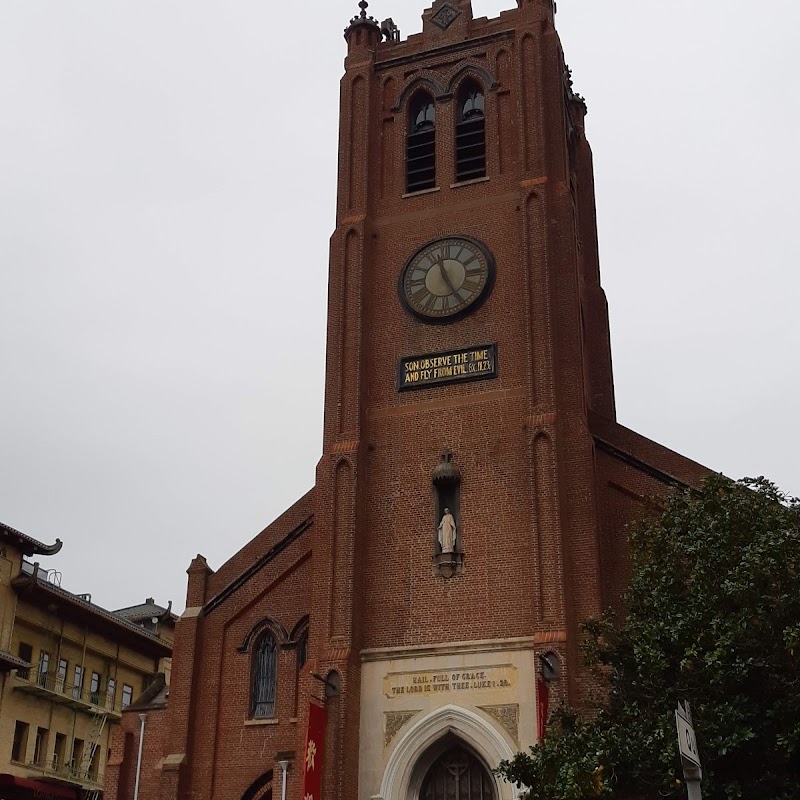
[105,2,706,800]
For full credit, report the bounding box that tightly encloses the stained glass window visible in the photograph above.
[252,633,278,718]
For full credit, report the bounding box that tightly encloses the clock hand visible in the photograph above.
[437,257,458,295]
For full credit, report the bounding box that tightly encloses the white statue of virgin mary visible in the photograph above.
[437,508,457,554]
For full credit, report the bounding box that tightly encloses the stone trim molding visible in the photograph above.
[377,704,517,800]
[361,636,537,662]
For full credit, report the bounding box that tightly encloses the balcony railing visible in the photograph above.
[26,758,102,788]
[14,671,121,716]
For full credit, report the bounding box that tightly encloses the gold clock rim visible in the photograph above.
[399,235,495,323]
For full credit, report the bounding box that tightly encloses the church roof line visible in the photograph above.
[594,438,690,491]
[589,411,710,490]
[203,514,313,617]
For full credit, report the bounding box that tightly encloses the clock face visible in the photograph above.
[399,236,494,321]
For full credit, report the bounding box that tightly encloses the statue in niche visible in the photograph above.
[438,508,457,554]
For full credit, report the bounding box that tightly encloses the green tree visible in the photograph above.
[498,475,800,800]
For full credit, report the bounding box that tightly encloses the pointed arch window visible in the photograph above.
[251,633,277,718]
[241,770,273,800]
[455,80,486,182]
[407,91,436,193]
[296,630,308,672]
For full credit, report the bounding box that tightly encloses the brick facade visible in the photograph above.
[108,2,709,799]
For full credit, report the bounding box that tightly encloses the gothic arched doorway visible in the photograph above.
[379,705,514,800]
[419,744,496,800]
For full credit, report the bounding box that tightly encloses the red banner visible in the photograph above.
[302,703,327,800]
[536,678,550,740]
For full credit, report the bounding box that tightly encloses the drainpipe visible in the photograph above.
[133,713,147,800]
[277,759,290,800]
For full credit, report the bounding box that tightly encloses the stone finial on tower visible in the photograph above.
[344,0,381,47]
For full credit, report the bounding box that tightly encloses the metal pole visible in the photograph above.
[686,779,702,800]
[278,759,289,800]
[133,713,147,800]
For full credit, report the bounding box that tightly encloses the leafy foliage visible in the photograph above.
[497,475,800,799]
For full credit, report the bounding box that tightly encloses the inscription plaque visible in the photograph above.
[384,664,516,699]
[398,344,497,391]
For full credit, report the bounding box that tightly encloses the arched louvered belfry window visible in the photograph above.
[407,91,436,193]
[421,746,495,800]
[251,632,277,718]
[455,80,486,182]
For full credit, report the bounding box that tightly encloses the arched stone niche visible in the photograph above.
[432,451,463,578]
[376,705,517,800]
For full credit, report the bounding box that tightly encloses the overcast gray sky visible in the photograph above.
[1,0,798,614]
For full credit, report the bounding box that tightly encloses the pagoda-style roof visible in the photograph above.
[0,521,62,557]
[13,563,172,658]
[114,598,177,631]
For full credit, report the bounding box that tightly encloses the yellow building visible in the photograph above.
[0,522,173,800]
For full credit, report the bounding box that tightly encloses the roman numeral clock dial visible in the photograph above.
[399,236,495,321]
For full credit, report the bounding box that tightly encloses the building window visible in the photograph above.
[407,91,436,193]
[33,727,48,767]
[11,721,29,763]
[421,746,495,800]
[56,659,68,693]
[38,652,50,687]
[106,678,116,710]
[17,642,33,680]
[72,665,84,701]
[71,738,84,775]
[251,633,278,718]
[53,733,67,770]
[88,744,100,780]
[121,684,133,709]
[455,80,486,182]
[90,672,101,705]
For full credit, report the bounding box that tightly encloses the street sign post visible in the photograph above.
[676,702,702,800]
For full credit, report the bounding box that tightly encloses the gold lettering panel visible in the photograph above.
[383,664,516,699]
[398,345,497,391]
